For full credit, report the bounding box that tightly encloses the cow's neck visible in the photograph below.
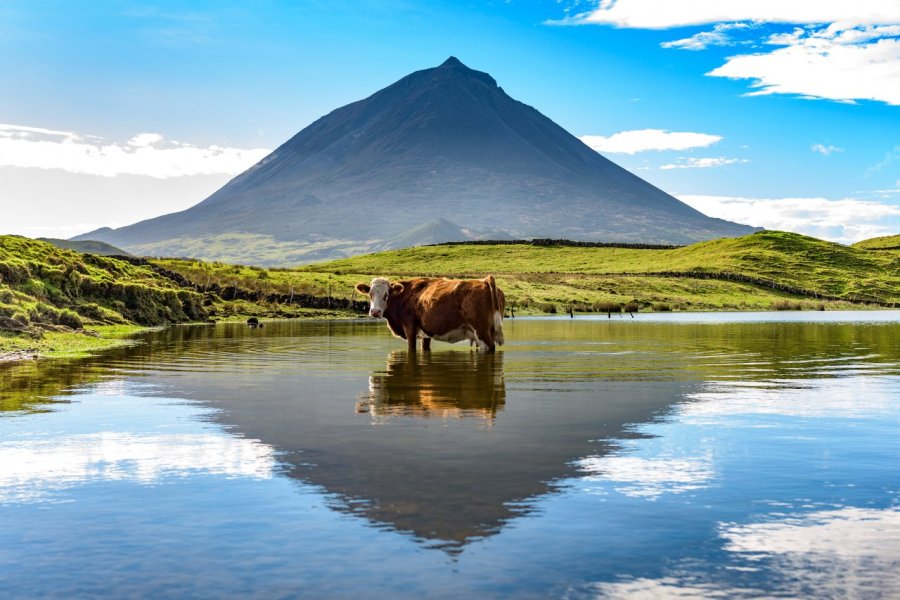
[384,297,410,339]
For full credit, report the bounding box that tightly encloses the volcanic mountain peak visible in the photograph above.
[75,58,758,265]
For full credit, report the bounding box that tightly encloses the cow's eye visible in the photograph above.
[383,293,388,301]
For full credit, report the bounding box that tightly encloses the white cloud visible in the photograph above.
[0,123,271,179]
[679,194,900,244]
[555,3,900,106]
[708,24,900,105]
[811,143,843,156]
[580,129,722,154]
[660,157,748,169]
[1,165,233,238]
[661,23,751,51]
[562,1,900,29]
[128,132,165,147]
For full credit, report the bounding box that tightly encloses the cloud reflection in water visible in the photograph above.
[575,453,715,499]
[0,388,276,504]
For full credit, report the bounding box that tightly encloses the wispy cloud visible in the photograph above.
[559,1,900,29]
[123,6,219,47]
[0,123,271,179]
[660,157,748,169]
[866,144,900,176]
[556,3,900,106]
[679,194,900,243]
[661,23,751,51]
[580,129,722,154]
[811,143,843,156]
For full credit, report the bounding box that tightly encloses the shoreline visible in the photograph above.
[4,307,899,367]
[0,349,39,363]
[0,324,148,366]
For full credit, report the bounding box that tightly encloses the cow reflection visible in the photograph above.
[357,350,505,419]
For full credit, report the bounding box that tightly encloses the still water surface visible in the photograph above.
[1,313,899,598]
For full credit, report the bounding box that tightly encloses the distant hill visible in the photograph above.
[306,230,898,305]
[76,57,757,265]
[38,237,131,256]
[853,234,900,251]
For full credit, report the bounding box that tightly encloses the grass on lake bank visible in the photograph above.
[3,230,898,362]
[0,324,146,360]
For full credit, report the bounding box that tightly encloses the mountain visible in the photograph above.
[75,57,758,265]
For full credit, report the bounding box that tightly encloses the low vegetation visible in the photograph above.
[0,236,207,356]
[156,230,900,316]
[853,234,900,251]
[3,230,898,360]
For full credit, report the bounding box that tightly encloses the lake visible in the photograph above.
[2,313,899,599]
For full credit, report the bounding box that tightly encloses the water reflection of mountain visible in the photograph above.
[177,349,690,549]
[357,350,505,419]
[4,319,899,550]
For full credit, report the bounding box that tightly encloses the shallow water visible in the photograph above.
[1,313,899,599]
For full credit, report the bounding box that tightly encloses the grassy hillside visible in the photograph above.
[155,231,899,313]
[6,230,895,359]
[0,236,207,346]
[853,234,900,251]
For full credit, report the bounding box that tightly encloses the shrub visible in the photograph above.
[653,303,672,312]
[0,262,30,285]
[596,301,622,314]
[57,309,83,329]
[772,299,803,311]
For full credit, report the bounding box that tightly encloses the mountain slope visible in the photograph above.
[76,57,757,264]
[38,238,131,256]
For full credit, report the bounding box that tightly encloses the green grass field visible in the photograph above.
[156,230,900,313]
[3,230,898,359]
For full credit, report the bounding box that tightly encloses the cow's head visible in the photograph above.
[356,278,404,319]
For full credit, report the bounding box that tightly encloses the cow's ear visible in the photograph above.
[355,283,370,294]
[390,282,404,295]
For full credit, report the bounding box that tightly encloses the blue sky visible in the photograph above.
[1,0,898,243]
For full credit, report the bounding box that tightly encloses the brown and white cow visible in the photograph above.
[355,275,505,352]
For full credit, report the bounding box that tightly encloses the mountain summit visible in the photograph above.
[76,57,757,264]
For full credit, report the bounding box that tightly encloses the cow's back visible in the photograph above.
[415,278,496,338]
